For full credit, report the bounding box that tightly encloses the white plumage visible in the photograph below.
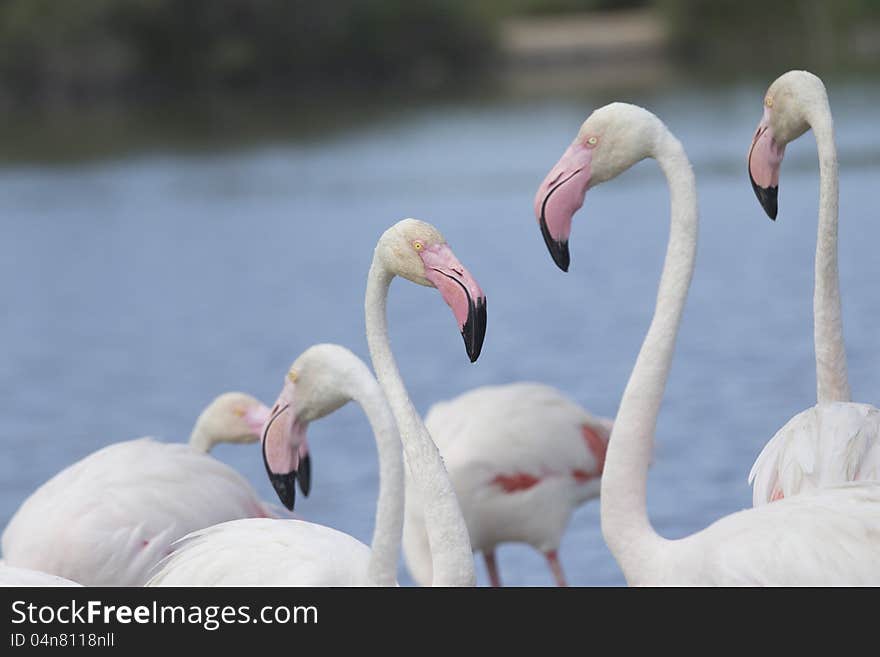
[0,563,82,587]
[749,402,880,505]
[2,438,275,586]
[403,382,611,586]
[639,482,880,586]
[148,518,372,586]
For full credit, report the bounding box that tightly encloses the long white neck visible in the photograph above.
[599,130,698,584]
[808,103,850,404]
[364,260,476,586]
[187,426,214,453]
[342,363,404,586]
[187,417,227,453]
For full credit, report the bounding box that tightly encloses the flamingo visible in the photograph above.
[746,70,880,505]
[402,383,612,587]
[1,392,281,586]
[150,219,486,586]
[535,101,880,585]
[149,345,405,586]
[0,563,81,587]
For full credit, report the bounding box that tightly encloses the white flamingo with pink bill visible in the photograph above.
[745,70,880,505]
[149,219,486,586]
[534,100,880,585]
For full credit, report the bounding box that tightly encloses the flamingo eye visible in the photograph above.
[765,96,774,108]
[413,240,424,251]
[586,136,598,146]
[288,370,298,383]
[233,408,245,418]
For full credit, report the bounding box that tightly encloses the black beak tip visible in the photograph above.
[297,453,312,498]
[462,296,487,363]
[539,214,570,272]
[749,174,778,221]
[268,471,297,511]
[550,241,570,272]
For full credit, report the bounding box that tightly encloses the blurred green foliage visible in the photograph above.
[658,0,880,73]
[0,0,493,107]
[474,0,647,17]
[0,0,876,109]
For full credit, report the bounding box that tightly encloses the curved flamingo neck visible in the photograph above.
[600,129,697,584]
[364,258,475,586]
[187,427,214,453]
[341,361,404,586]
[808,103,849,404]
[187,415,222,453]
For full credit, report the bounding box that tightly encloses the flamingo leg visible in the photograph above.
[545,550,568,587]
[483,550,502,587]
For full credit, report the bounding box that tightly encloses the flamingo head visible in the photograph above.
[188,392,271,451]
[748,70,827,220]
[534,103,664,271]
[261,345,365,510]
[375,219,487,362]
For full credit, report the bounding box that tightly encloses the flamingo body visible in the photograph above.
[149,518,374,586]
[749,402,880,505]
[2,438,274,586]
[0,563,82,587]
[403,382,611,585]
[643,483,880,586]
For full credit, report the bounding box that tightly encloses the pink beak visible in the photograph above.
[534,141,594,271]
[261,379,309,510]
[420,243,487,362]
[748,107,785,220]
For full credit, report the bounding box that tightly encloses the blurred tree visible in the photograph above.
[0,0,876,109]
[0,0,494,108]
[474,0,648,17]
[658,0,880,75]
[0,0,132,105]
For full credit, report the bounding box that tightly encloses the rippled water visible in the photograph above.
[2,80,879,586]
